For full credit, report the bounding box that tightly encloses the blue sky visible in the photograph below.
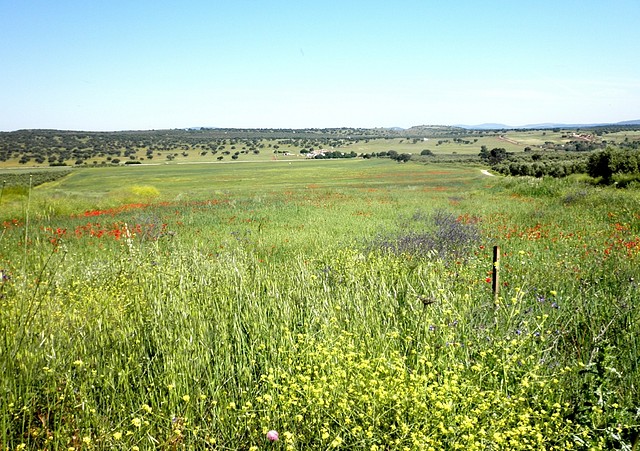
[1,0,639,131]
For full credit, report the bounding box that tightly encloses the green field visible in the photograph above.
[1,160,639,449]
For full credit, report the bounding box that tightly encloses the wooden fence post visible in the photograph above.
[492,245,500,301]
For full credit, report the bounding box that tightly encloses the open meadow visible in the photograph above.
[1,159,639,450]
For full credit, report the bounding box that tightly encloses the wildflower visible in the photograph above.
[132,417,142,428]
[82,436,91,445]
[142,403,152,414]
[267,430,279,442]
[182,394,190,403]
[550,290,557,297]
[113,431,122,440]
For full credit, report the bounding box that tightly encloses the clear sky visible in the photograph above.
[1,0,639,131]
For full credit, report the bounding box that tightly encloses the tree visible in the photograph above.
[588,148,640,182]
[480,147,507,165]
[393,153,411,163]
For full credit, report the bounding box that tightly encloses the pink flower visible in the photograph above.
[266,430,279,442]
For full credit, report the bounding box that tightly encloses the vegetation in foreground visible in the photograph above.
[1,161,639,450]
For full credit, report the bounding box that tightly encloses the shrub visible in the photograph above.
[587,148,640,183]
[371,210,482,261]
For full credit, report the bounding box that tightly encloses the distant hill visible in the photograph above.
[456,120,640,130]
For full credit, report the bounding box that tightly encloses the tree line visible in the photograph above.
[483,145,640,185]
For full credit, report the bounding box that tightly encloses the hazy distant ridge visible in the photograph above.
[455,119,640,130]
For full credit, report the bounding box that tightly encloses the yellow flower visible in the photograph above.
[142,404,152,414]
[113,431,122,440]
[182,394,190,403]
[132,417,142,428]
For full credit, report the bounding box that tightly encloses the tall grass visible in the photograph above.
[0,165,638,449]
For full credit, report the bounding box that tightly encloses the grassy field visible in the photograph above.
[1,159,639,449]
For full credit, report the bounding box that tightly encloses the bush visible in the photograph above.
[587,148,640,183]
[370,210,482,261]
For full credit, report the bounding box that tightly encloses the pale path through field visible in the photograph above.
[481,169,495,176]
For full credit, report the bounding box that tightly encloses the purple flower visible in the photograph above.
[267,430,279,442]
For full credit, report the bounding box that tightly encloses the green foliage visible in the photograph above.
[587,147,640,183]
[479,147,509,165]
[0,163,639,449]
[0,169,71,188]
